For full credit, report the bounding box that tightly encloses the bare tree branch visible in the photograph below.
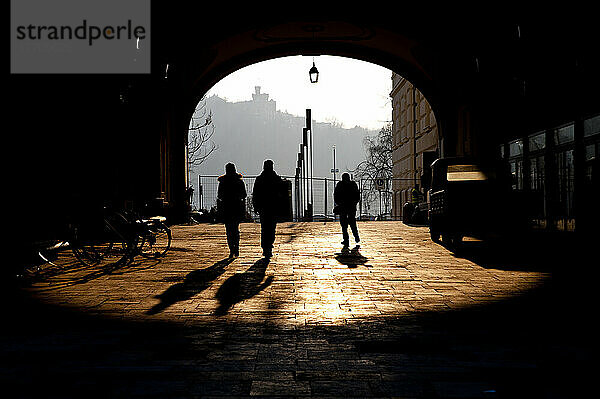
[351,123,393,215]
[188,95,217,169]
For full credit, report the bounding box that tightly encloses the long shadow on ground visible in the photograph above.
[214,257,274,315]
[2,236,596,398]
[147,257,235,315]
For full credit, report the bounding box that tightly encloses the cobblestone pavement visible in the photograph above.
[2,222,595,398]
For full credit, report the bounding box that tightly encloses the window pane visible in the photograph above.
[553,124,574,145]
[529,156,545,191]
[510,160,523,190]
[530,158,537,190]
[509,139,523,157]
[584,114,600,137]
[528,132,545,151]
[585,144,596,162]
[555,149,575,217]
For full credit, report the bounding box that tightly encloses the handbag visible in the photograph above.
[333,205,342,215]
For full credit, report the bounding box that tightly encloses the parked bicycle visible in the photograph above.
[68,206,171,267]
[14,239,70,282]
[128,212,172,259]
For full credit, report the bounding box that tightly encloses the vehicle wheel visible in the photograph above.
[140,223,172,258]
[69,224,109,266]
[105,239,138,265]
[452,235,463,248]
[442,233,453,246]
[71,242,104,266]
[429,218,441,242]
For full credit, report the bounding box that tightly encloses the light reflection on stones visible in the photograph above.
[22,222,550,326]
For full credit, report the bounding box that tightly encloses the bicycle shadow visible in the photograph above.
[16,249,162,292]
[214,258,274,316]
[335,245,369,268]
[147,257,235,315]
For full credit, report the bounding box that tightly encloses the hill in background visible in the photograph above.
[192,88,378,179]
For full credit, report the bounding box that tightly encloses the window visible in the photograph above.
[585,143,598,183]
[526,131,547,219]
[528,132,546,151]
[507,139,524,190]
[584,114,600,137]
[529,156,545,191]
[553,124,574,145]
[509,139,523,157]
[585,143,596,162]
[584,116,600,186]
[555,149,575,217]
[510,160,523,190]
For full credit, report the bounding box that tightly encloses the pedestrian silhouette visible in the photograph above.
[334,173,360,247]
[252,159,283,258]
[217,163,247,258]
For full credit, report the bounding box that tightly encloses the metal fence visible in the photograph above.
[193,175,417,221]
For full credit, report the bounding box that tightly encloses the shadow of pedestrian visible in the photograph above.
[214,258,274,315]
[147,257,235,315]
[335,245,369,268]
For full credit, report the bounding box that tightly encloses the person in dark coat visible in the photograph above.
[252,159,283,258]
[334,173,360,247]
[217,163,247,258]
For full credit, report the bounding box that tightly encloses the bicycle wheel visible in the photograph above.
[139,222,171,258]
[103,238,138,265]
[103,210,139,265]
[70,211,137,267]
[70,224,111,266]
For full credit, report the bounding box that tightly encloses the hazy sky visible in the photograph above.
[205,55,392,130]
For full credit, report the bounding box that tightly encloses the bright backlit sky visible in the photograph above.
[205,55,393,130]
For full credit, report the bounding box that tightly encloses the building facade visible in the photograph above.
[389,72,439,218]
[497,114,600,232]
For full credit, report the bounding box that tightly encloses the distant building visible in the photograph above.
[389,72,439,218]
[234,86,276,120]
[193,88,377,215]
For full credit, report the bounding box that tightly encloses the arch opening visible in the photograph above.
[183,54,439,222]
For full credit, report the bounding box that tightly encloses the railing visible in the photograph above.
[193,175,417,222]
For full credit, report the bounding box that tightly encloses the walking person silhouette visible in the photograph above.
[334,173,361,247]
[217,163,247,258]
[252,159,283,258]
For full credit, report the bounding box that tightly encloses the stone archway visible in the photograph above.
[11,8,599,235]
[160,19,458,221]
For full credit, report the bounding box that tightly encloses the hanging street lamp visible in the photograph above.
[309,61,319,83]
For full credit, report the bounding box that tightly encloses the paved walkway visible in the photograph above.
[2,222,595,398]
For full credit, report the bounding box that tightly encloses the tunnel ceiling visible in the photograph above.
[8,4,600,232]
[151,5,600,130]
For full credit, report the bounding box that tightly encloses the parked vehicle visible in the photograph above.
[427,157,520,246]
